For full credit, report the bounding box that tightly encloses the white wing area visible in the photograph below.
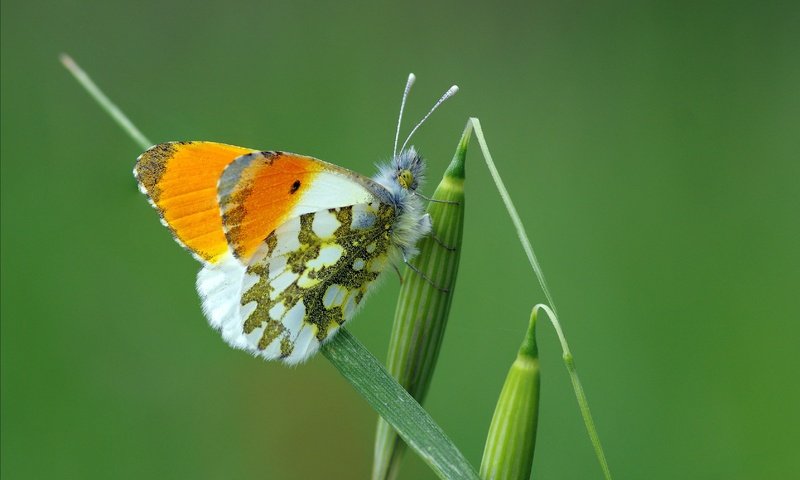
[196,200,395,365]
[196,250,252,348]
[289,170,379,213]
[197,248,333,365]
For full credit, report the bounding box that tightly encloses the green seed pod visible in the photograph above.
[479,308,541,480]
[372,125,470,480]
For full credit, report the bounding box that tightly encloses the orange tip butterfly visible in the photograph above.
[134,74,458,364]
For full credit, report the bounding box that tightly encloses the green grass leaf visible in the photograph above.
[322,330,479,480]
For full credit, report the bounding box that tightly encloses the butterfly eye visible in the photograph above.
[397,169,414,189]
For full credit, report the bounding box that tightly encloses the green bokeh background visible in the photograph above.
[2,1,798,478]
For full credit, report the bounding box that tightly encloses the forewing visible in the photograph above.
[197,201,396,364]
[217,150,388,262]
[134,141,255,263]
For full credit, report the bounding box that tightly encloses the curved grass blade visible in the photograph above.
[322,330,479,480]
[532,304,611,480]
[60,54,152,150]
[469,118,612,480]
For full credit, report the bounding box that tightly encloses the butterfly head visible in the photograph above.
[393,147,424,191]
[373,146,425,197]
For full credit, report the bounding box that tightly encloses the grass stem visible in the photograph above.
[469,118,613,480]
[60,53,152,150]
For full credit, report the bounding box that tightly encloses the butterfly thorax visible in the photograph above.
[371,147,431,260]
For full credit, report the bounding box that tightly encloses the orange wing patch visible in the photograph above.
[218,151,324,260]
[135,141,255,263]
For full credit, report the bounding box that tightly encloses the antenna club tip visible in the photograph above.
[59,53,75,67]
[448,85,460,95]
[408,73,416,81]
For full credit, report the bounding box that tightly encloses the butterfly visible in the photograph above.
[134,74,458,364]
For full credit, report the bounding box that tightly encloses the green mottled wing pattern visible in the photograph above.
[199,201,396,364]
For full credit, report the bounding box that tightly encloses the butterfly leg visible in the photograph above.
[419,214,456,251]
[402,250,450,293]
[429,232,457,251]
[391,262,404,285]
[404,260,450,293]
[414,191,460,206]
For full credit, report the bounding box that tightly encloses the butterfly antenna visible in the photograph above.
[393,73,416,157]
[400,84,459,154]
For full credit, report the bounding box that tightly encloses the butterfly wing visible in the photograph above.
[197,151,397,364]
[134,141,255,263]
[215,150,388,262]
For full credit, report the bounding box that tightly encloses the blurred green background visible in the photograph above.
[2,0,798,478]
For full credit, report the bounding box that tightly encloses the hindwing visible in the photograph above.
[198,202,396,364]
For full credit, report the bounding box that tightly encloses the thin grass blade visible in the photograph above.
[322,330,479,480]
[469,117,613,479]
